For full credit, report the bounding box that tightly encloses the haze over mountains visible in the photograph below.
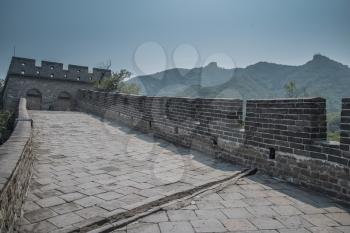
[129,54,350,112]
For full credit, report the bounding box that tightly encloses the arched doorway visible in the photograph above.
[26,89,42,110]
[54,91,72,111]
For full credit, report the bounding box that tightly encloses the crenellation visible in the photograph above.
[3,57,111,111]
[7,57,110,82]
[341,98,350,153]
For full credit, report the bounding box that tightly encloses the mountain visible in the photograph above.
[128,54,350,112]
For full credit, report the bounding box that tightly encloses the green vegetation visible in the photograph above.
[0,111,15,144]
[327,112,341,142]
[284,81,297,98]
[94,69,140,95]
[328,131,340,142]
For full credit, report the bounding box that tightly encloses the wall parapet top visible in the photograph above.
[7,57,111,83]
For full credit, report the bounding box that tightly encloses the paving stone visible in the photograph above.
[96,191,124,201]
[48,212,84,228]
[23,200,41,212]
[275,215,313,229]
[223,218,257,231]
[50,202,83,214]
[278,229,310,233]
[36,196,66,208]
[302,214,339,227]
[195,209,228,220]
[74,206,109,219]
[24,208,58,223]
[326,212,350,225]
[246,206,279,217]
[307,226,343,233]
[33,190,63,199]
[196,201,224,210]
[221,207,253,219]
[201,193,224,201]
[267,196,295,205]
[98,199,125,211]
[159,221,195,233]
[250,217,284,230]
[293,203,327,214]
[243,198,273,206]
[220,199,248,208]
[79,187,106,196]
[324,206,349,213]
[140,211,168,223]
[335,226,350,233]
[271,205,303,216]
[191,219,226,232]
[18,220,58,233]
[218,192,245,200]
[167,210,198,221]
[74,196,104,207]
[117,193,145,205]
[127,223,160,233]
[59,192,86,202]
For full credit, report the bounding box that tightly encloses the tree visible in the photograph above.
[0,79,4,93]
[97,60,111,84]
[94,69,140,95]
[284,80,297,98]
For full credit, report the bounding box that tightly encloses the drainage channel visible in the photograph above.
[69,168,258,233]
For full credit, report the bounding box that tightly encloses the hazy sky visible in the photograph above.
[0,0,349,78]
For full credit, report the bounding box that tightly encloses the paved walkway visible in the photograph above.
[16,111,350,233]
[115,175,350,233]
[17,111,241,233]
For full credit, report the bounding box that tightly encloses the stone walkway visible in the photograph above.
[114,175,350,233]
[17,111,241,233]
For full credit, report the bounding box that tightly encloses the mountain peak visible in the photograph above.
[205,62,218,68]
[305,53,347,69]
[312,54,332,62]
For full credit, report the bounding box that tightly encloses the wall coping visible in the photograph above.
[0,98,32,191]
[80,89,243,101]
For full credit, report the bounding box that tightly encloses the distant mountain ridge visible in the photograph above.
[128,54,350,112]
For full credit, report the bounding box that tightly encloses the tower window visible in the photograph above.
[50,66,54,70]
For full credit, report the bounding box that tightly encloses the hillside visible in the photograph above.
[128,54,350,112]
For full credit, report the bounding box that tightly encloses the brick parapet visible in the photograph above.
[0,98,34,233]
[77,90,350,202]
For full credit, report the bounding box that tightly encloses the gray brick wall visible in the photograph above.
[245,98,327,150]
[77,90,350,202]
[341,98,350,154]
[78,90,244,151]
[0,99,34,233]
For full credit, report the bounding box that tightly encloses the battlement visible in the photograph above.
[7,57,112,83]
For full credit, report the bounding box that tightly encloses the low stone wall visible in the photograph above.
[77,90,350,202]
[0,98,34,233]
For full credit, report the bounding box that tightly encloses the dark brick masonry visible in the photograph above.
[77,90,350,202]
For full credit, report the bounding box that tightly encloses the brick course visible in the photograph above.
[77,90,350,202]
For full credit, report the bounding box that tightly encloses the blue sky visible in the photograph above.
[0,0,349,78]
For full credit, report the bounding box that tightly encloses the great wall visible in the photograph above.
[0,57,349,233]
